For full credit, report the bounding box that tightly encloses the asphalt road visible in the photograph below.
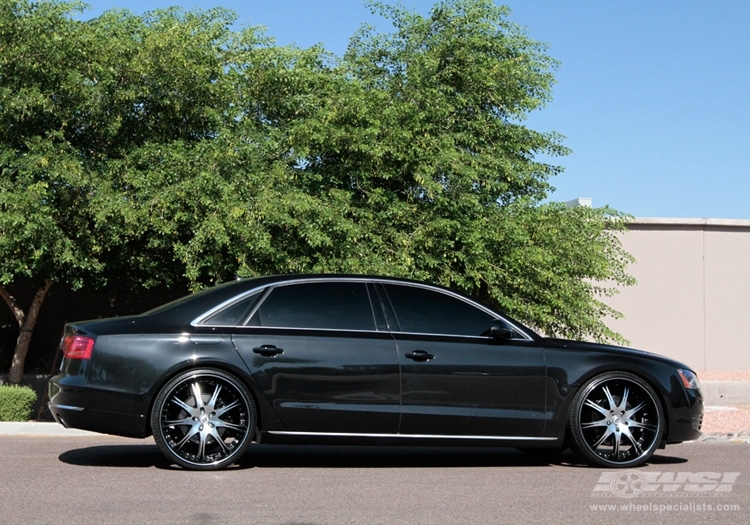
[2,436,747,524]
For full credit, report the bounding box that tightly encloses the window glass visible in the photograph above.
[383,284,494,336]
[202,291,263,326]
[248,282,375,331]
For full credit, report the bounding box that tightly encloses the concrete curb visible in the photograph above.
[0,421,99,437]
[700,381,750,405]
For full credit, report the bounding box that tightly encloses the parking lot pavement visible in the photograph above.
[1,436,747,525]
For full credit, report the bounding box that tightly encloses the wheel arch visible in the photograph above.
[560,364,672,442]
[567,368,668,467]
[144,358,267,440]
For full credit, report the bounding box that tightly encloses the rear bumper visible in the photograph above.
[48,375,150,439]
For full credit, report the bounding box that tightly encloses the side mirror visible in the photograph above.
[490,320,513,341]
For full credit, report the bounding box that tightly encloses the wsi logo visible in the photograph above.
[593,471,740,498]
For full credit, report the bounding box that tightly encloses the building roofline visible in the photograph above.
[629,217,750,228]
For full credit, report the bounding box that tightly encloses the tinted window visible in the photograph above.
[383,284,494,336]
[248,282,375,331]
[202,291,263,326]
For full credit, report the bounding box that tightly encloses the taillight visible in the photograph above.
[62,335,95,360]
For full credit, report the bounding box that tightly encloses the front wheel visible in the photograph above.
[151,368,256,470]
[569,371,664,468]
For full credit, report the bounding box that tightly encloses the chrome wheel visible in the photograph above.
[151,369,256,470]
[569,372,663,468]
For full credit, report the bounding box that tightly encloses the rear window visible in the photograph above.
[248,282,376,331]
[201,291,263,326]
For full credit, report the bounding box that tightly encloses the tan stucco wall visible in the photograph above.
[605,219,750,371]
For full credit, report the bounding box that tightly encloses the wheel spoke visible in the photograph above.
[191,382,205,409]
[173,423,202,451]
[623,400,647,420]
[207,384,223,410]
[584,399,610,418]
[591,426,616,448]
[214,420,246,432]
[581,418,609,430]
[207,428,230,454]
[162,416,194,427]
[618,386,631,412]
[196,430,208,461]
[214,399,240,418]
[602,386,618,412]
[618,427,643,455]
[628,420,658,432]
[170,396,196,414]
[611,431,621,456]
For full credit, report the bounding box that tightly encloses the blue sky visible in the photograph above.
[80,1,750,219]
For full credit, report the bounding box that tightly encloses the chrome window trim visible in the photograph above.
[191,276,535,342]
[232,325,385,335]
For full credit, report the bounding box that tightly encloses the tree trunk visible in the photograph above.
[1,280,53,384]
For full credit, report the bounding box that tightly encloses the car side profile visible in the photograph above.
[48,274,703,470]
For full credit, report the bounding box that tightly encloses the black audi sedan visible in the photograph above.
[48,274,703,470]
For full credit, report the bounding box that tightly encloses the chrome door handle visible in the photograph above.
[405,350,435,362]
[253,345,284,357]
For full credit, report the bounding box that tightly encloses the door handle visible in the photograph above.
[405,350,435,362]
[253,345,284,357]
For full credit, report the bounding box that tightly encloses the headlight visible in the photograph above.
[678,369,701,390]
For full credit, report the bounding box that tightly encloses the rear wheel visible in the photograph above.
[569,371,664,468]
[151,368,256,470]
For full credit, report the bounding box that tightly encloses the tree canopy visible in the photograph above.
[0,0,634,381]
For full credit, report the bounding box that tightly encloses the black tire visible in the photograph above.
[568,371,664,468]
[150,368,256,470]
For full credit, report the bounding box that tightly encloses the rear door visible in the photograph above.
[377,282,547,438]
[230,279,401,435]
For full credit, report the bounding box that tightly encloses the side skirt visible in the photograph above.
[268,431,557,441]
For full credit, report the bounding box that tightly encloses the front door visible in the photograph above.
[378,283,547,438]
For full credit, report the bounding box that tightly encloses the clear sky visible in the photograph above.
[80,0,750,219]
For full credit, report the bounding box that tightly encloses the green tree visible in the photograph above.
[0,1,355,380]
[0,1,265,380]
[274,0,635,341]
[1,0,636,383]
[1,0,101,382]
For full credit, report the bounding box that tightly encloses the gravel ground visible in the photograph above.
[699,370,750,382]
[701,405,750,436]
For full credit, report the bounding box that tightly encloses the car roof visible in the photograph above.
[143,274,433,321]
